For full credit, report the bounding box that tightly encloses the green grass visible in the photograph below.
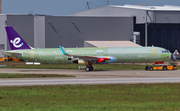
[1,62,180,70]
[0,73,75,78]
[0,62,154,70]
[0,83,180,110]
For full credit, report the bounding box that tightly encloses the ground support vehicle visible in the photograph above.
[145,62,178,71]
[0,56,24,62]
[0,56,9,61]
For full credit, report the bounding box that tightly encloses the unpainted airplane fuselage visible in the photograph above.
[4,47,171,64]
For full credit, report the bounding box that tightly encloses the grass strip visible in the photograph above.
[0,73,75,78]
[1,62,180,70]
[0,83,180,110]
[0,62,155,70]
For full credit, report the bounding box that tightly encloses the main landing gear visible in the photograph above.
[85,61,94,72]
[85,65,94,72]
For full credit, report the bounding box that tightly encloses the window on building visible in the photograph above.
[0,44,4,50]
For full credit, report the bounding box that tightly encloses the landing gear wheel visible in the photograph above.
[145,66,149,71]
[163,66,167,71]
[85,67,90,72]
[89,66,94,71]
[149,66,153,71]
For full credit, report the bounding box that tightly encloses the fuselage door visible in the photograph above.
[30,50,34,59]
[152,48,157,57]
[55,57,64,63]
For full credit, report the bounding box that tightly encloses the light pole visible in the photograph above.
[145,10,148,47]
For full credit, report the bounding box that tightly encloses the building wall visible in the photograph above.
[0,15,7,57]
[0,0,2,14]
[71,6,180,24]
[154,11,180,23]
[6,15,34,50]
[34,16,45,48]
[0,15,134,57]
[45,16,84,48]
[134,24,145,46]
[45,16,133,48]
[135,23,180,52]
[70,6,152,24]
[148,24,180,52]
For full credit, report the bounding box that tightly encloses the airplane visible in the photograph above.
[3,26,176,71]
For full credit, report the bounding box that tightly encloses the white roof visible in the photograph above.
[85,41,141,47]
[111,5,180,11]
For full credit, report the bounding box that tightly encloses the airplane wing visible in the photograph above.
[59,46,98,61]
[3,51,22,57]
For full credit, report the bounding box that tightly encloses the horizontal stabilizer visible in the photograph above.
[3,52,22,57]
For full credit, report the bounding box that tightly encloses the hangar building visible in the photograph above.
[0,5,180,57]
[0,14,135,57]
[71,5,180,53]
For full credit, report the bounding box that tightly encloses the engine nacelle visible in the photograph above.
[73,57,116,64]
[72,59,87,64]
[96,57,116,64]
[97,58,111,63]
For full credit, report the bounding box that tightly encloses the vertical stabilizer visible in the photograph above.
[5,26,32,50]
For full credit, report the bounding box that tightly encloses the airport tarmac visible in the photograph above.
[0,68,180,78]
[0,68,180,86]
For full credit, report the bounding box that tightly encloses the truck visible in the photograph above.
[0,56,9,61]
[145,62,178,71]
[0,56,24,62]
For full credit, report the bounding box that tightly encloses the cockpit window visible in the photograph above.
[162,50,170,53]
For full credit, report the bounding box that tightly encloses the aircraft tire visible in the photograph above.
[89,66,93,71]
[85,67,90,72]
[163,66,167,71]
[149,66,153,71]
[145,66,149,71]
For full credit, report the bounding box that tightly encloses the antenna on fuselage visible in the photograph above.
[107,0,109,5]
[86,2,90,9]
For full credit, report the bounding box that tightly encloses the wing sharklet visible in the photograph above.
[59,45,98,60]
[59,46,68,55]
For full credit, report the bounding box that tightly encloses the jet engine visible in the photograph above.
[72,59,87,64]
[97,58,111,63]
[72,57,117,64]
[96,57,116,64]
